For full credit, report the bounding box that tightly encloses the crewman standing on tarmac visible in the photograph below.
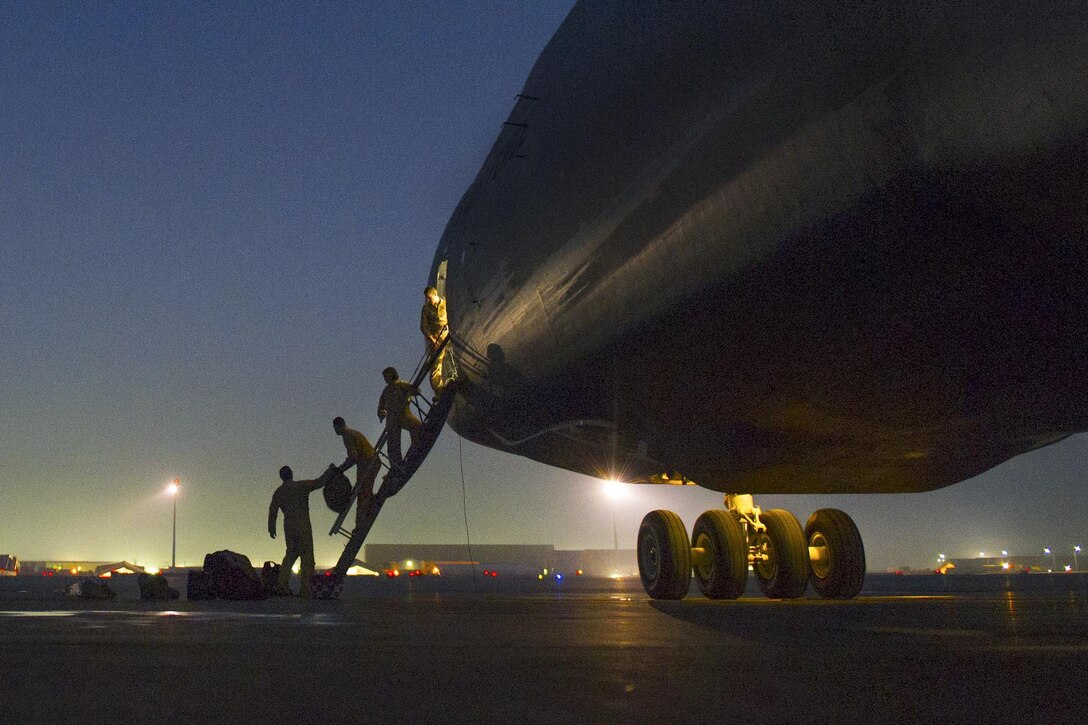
[378,366,421,471]
[420,286,448,395]
[267,465,325,598]
[333,416,377,526]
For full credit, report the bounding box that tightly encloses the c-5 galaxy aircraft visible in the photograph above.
[426,1,1088,600]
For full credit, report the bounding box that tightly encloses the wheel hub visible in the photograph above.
[754,532,777,580]
[640,531,661,579]
[693,532,715,580]
[809,531,831,579]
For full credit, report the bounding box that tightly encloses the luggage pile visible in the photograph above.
[138,572,180,600]
[187,550,267,600]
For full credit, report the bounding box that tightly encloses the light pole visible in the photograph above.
[603,480,626,570]
[1044,547,1055,572]
[1075,546,1081,572]
[168,479,179,569]
[611,508,618,551]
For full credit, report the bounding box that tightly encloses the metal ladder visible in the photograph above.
[313,334,455,599]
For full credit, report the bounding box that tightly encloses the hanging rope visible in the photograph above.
[458,435,478,592]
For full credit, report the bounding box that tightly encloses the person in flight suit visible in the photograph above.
[377,367,421,471]
[333,416,378,526]
[267,465,325,598]
[420,286,448,395]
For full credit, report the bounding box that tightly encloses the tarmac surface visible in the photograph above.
[2,574,1087,724]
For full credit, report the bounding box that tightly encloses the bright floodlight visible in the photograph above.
[1001,550,1008,556]
[1077,546,1082,553]
[1044,547,1051,554]
[167,480,179,495]
[603,480,627,500]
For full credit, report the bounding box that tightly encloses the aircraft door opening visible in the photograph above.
[435,259,448,298]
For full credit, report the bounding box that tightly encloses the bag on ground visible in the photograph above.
[203,550,266,600]
[261,561,287,595]
[187,569,215,600]
[138,572,180,600]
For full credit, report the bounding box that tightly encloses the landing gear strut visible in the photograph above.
[637,495,865,601]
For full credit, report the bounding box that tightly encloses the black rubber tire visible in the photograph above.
[805,508,866,599]
[637,510,692,600]
[752,509,809,599]
[692,510,748,599]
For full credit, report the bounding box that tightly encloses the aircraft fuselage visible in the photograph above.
[430,1,1088,494]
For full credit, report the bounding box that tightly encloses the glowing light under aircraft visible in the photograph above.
[602,480,627,500]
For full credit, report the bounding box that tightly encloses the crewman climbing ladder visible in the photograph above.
[312,336,455,599]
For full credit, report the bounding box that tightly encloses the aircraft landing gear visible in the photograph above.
[636,509,691,600]
[804,508,866,599]
[690,510,747,599]
[637,496,865,601]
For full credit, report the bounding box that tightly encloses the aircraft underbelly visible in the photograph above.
[431,1,1088,494]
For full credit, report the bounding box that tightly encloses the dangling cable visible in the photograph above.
[459,435,478,591]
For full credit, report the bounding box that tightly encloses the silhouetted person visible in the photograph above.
[267,465,325,598]
[333,416,378,526]
[420,285,448,394]
[378,366,421,471]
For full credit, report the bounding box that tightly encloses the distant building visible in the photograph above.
[943,556,1047,574]
[19,561,149,576]
[20,561,114,575]
[364,544,637,577]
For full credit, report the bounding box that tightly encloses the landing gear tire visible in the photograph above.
[638,510,692,600]
[752,509,809,599]
[805,508,865,599]
[692,510,747,599]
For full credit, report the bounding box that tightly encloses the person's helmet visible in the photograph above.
[279,466,293,481]
[332,416,345,430]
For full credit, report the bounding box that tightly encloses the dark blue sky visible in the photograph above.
[2,2,1084,571]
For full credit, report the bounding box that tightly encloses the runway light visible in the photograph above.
[537,574,543,580]
[406,560,414,569]
[978,552,985,558]
[556,573,563,581]
[1065,565,1072,572]
[1001,551,1008,556]
[1001,562,1010,570]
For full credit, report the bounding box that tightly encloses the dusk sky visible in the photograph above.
[2,2,1085,572]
